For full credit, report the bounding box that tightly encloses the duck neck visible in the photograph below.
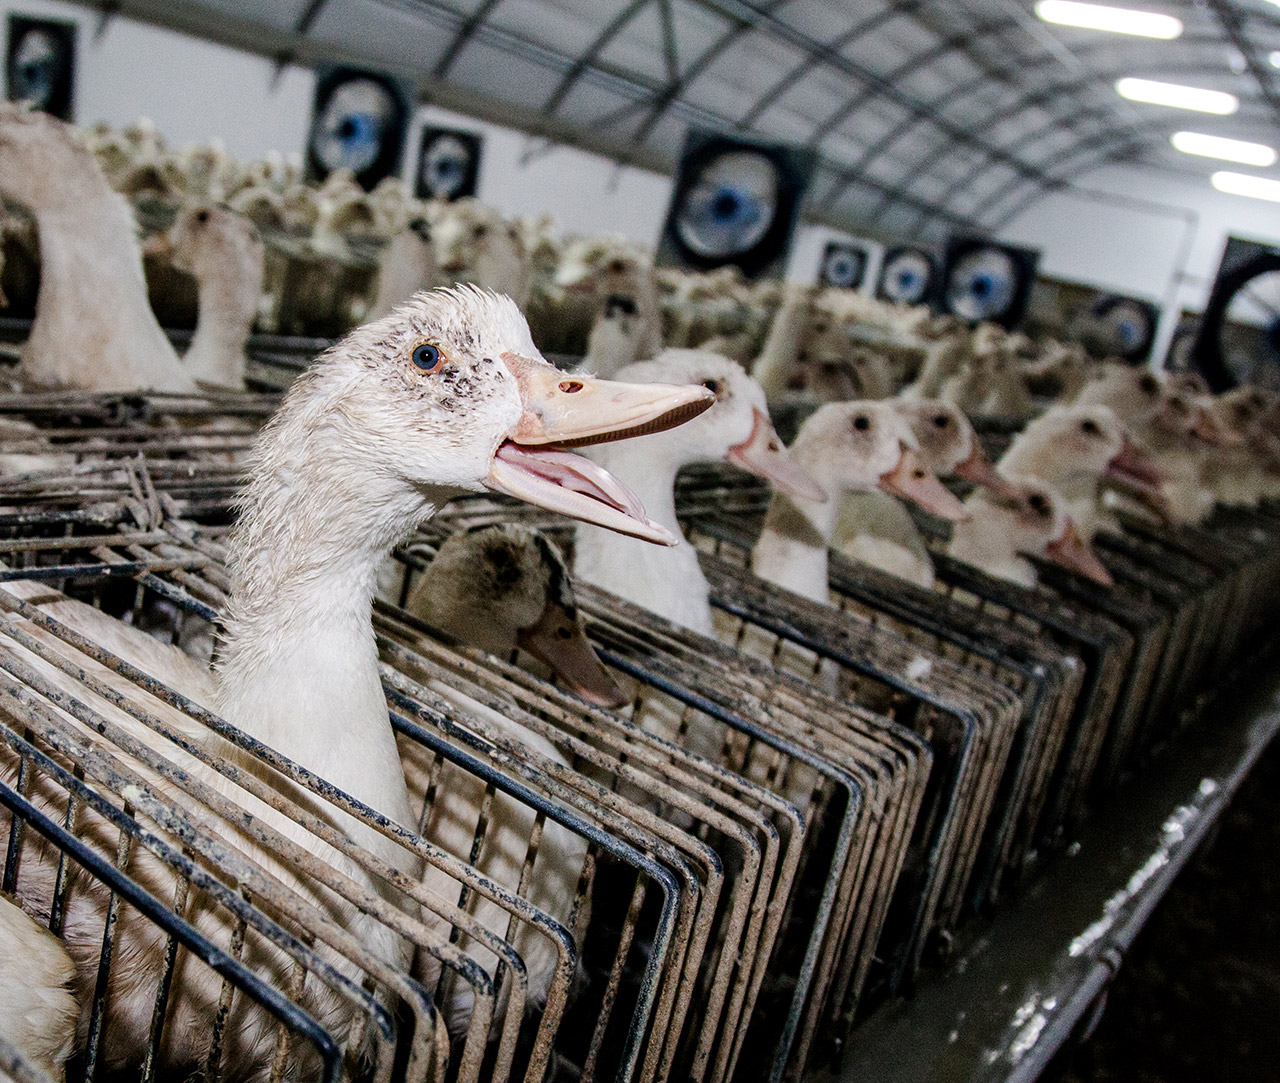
[26,197,192,392]
[752,438,842,604]
[215,413,443,834]
[753,294,807,400]
[186,263,258,389]
[588,439,681,536]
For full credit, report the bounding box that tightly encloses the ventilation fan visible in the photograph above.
[1193,236,1280,390]
[657,130,816,279]
[939,238,1039,327]
[306,65,413,190]
[1164,313,1200,372]
[875,247,937,305]
[819,242,869,290]
[1089,294,1159,363]
[415,126,481,201]
[5,15,75,119]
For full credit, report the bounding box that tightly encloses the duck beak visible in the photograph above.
[727,408,827,502]
[952,442,1020,499]
[1105,435,1164,497]
[500,352,713,448]
[1044,519,1113,586]
[486,354,713,545]
[141,230,173,259]
[517,602,626,709]
[878,446,971,522]
[1191,406,1239,448]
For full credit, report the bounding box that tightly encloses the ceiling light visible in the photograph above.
[1212,171,1280,202]
[1172,131,1277,166]
[1116,77,1239,114]
[1035,0,1182,37]
[1271,50,1280,69]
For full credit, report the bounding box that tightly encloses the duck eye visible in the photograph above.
[933,414,949,428]
[194,208,210,224]
[411,342,445,372]
[1139,374,1158,394]
[853,415,870,432]
[702,379,720,395]
[1081,419,1100,436]
[473,224,488,239]
[1028,494,1049,515]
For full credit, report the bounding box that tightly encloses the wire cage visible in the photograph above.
[421,497,1023,1044]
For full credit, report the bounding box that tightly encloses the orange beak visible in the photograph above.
[517,602,626,709]
[727,408,827,502]
[1044,519,1113,587]
[952,441,1021,499]
[879,446,971,522]
[1105,435,1164,497]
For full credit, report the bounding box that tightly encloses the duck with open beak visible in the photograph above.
[727,407,829,502]
[879,445,972,522]
[485,351,714,544]
[1045,517,1114,586]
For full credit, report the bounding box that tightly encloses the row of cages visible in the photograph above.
[0,391,1278,1083]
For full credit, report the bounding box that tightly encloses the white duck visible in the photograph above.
[0,894,78,1082]
[366,217,438,322]
[996,404,1163,541]
[145,205,264,389]
[433,200,532,309]
[947,476,1113,588]
[835,400,1014,588]
[0,106,194,392]
[574,350,824,635]
[752,401,969,604]
[580,292,647,378]
[0,286,712,1075]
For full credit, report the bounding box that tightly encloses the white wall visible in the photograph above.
[997,161,1280,360]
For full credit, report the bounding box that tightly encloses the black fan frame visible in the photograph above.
[415,125,482,201]
[657,129,816,279]
[1091,293,1160,364]
[305,64,413,191]
[819,241,870,289]
[938,237,1040,328]
[1193,236,1280,391]
[874,246,939,306]
[5,14,76,120]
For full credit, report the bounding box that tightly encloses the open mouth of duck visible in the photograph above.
[485,353,715,544]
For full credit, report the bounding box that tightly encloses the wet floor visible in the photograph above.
[1043,736,1280,1083]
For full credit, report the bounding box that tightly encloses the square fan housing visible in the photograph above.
[657,129,816,280]
[939,237,1040,329]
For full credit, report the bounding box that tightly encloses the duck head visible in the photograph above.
[892,399,1019,498]
[1002,404,1164,496]
[796,401,969,520]
[313,286,713,544]
[612,350,826,501]
[0,105,107,213]
[413,524,625,707]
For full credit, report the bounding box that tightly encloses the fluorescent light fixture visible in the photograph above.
[1271,50,1280,69]
[1116,77,1239,114]
[1212,171,1280,202]
[1172,131,1277,166]
[1035,0,1182,37]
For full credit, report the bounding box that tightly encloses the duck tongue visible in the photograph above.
[486,443,676,545]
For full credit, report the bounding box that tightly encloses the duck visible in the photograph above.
[751,401,969,604]
[366,217,439,322]
[0,894,79,1082]
[996,404,1163,541]
[947,475,1113,588]
[144,205,264,390]
[577,292,646,378]
[555,241,663,366]
[0,286,713,1075]
[0,105,195,392]
[834,400,1014,588]
[433,200,532,309]
[407,523,622,707]
[750,285,814,402]
[574,349,824,636]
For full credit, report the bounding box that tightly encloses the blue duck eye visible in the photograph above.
[411,342,444,372]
